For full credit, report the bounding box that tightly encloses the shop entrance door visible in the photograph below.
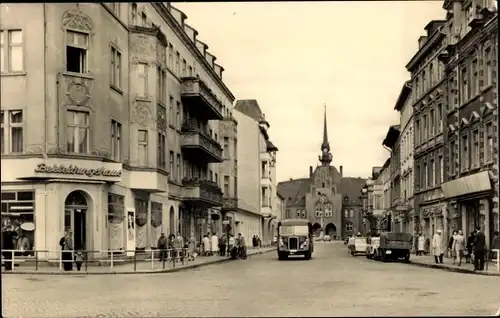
[64,191,88,250]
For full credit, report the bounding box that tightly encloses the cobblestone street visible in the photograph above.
[3,242,499,317]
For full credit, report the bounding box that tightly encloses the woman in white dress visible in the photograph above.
[211,232,219,255]
[202,235,210,256]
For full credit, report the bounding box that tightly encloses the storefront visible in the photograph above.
[441,171,495,245]
[1,157,172,259]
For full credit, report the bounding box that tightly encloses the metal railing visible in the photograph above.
[0,248,195,272]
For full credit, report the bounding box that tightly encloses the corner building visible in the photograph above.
[0,3,236,259]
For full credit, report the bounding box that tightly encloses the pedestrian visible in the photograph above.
[2,225,18,271]
[59,229,74,271]
[252,235,257,249]
[157,233,168,262]
[449,230,458,264]
[452,230,465,266]
[417,233,426,256]
[202,234,210,256]
[74,250,84,271]
[219,233,227,257]
[228,234,235,256]
[473,226,486,271]
[238,233,247,259]
[211,232,219,256]
[174,232,184,262]
[432,229,444,264]
[466,231,475,263]
[257,235,262,248]
[188,233,196,261]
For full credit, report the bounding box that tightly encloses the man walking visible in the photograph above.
[452,230,465,266]
[432,229,444,264]
[473,226,486,271]
[157,233,168,262]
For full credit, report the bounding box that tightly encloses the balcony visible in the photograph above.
[181,178,223,207]
[180,77,223,120]
[261,175,272,187]
[222,197,238,211]
[181,123,223,163]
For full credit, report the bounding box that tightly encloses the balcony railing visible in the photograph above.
[180,77,223,120]
[181,122,223,163]
[222,197,238,210]
[181,178,223,206]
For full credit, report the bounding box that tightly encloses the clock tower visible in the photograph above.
[319,105,333,166]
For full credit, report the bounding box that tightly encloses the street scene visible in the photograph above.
[3,242,500,317]
[1,1,500,317]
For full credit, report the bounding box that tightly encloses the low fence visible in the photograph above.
[1,248,198,272]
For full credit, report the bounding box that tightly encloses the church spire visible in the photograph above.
[319,104,332,166]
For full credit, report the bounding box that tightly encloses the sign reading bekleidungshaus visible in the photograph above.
[35,164,122,178]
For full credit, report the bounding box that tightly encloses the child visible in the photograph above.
[74,251,84,271]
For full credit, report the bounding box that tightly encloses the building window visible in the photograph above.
[349,209,354,218]
[296,209,301,218]
[131,3,138,25]
[176,101,181,128]
[461,134,469,170]
[423,162,428,188]
[1,191,35,253]
[430,159,435,187]
[156,67,166,104]
[315,204,322,217]
[137,62,148,97]
[471,59,478,96]
[168,44,173,69]
[0,30,23,73]
[472,129,479,167]
[302,210,306,218]
[437,104,443,133]
[169,151,174,178]
[1,110,23,153]
[111,120,121,161]
[182,59,187,77]
[188,65,193,77]
[429,62,434,86]
[157,132,166,170]
[109,3,120,16]
[175,51,180,76]
[169,96,174,126]
[141,12,147,27]
[107,193,125,250]
[485,122,493,162]
[110,46,122,89]
[345,221,353,232]
[176,153,181,181]
[224,176,230,195]
[66,30,89,74]
[324,204,333,217]
[449,140,456,175]
[223,137,229,157]
[439,156,443,184]
[138,129,148,166]
[150,202,163,248]
[66,110,89,154]
[422,114,427,141]
[461,67,468,103]
[429,109,435,136]
[415,119,420,145]
[485,47,492,86]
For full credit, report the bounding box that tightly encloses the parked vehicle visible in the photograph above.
[323,235,331,242]
[378,232,413,262]
[350,237,368,256]
[366,237,380,259]
[277,218,314,260]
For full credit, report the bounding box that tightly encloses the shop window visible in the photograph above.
[66,30,89,74]
[1,191,35,255]
[1,110,23,153]
[134,198,148,251]
[150,202,162,248]
[107,193,124,252]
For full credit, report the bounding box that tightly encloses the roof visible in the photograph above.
[338,177,367,205]
[234,99,264,122]
[279,218,312,226]
[394,81,412,111]
[266,139,279,152]
[382,125,400,149]
[277,178,311,206]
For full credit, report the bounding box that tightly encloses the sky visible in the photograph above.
[175,1,446,182]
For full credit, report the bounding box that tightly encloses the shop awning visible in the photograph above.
[441,171,491,199]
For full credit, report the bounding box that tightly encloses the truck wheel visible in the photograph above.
[304,252,311,260]
[278,252,287,261]
[404,253,410,263]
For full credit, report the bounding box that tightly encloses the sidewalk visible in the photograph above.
[408,254,500,276]
[1,247,275,275]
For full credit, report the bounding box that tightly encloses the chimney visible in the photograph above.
[340,165,343,178]
[289,178,293,181]
[309,166,313,177]
[418,36,428,49]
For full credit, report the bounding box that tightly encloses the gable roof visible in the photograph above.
[277,178,311,206]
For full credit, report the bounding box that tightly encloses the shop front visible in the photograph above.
[441,171,494,245]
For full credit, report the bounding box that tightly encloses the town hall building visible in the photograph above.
[277,108,366,239]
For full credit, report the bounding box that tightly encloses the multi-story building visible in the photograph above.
[278,108,366,239]
[233,99,280,245]
[380,158,393,230]
[407,19,449,240]
[439,0,498,245]
[361,166,385,234]
[394,82,415,234]
[382,125,401,232]
[0,3,236,258]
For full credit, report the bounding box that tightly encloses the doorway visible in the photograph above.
[169,206,175,236]
[64,191,88,250]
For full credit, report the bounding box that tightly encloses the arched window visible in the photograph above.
[349,210,355,218]
[302,210,306,218]
[325,204,333,217]
[344,210,349,218]
[345,221,353,231]
[315,204,322,217]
